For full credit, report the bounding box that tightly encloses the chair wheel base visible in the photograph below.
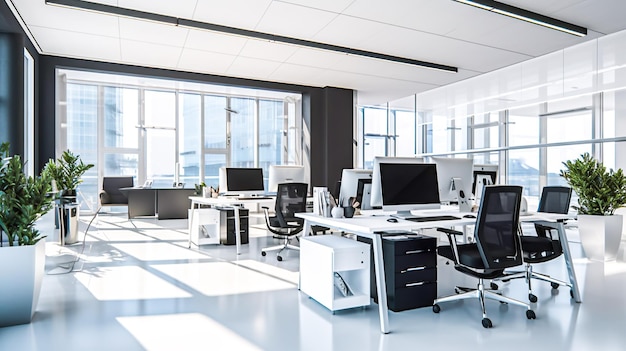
[482,318,492,328]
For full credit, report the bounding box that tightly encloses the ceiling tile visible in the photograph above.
[177,48,236,75]
[238,39,299,62]
[227,57,282,80]
[29,25,121,62]
[278,0,354,13]
[192,0,272,30]
[117,0,199,18]
[119,18,189,47]
[184,29,248,55]
[120,40,183,68]
[16,0,119,37]
[255,1,337,39]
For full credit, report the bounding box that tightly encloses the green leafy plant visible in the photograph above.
[194,182,206,196]
[44,150,94,194]
[560,152,626,215]
[0,142,54,246]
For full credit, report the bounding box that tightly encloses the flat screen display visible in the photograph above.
[225,168,264,193]
[379,163,440,214]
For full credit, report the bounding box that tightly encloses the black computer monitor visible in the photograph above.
[219,167,265,195]
[370,156,425,208]
[379,162,441,218]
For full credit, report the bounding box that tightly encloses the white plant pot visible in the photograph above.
[0,240,46,326]
[577,214,623,262]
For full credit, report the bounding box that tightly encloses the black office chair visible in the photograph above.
[433,185,535,328]
[99,176,134,212]
[497,186,573,302]
[261,182,308,261]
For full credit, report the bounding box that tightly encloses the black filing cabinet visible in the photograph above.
[217,208,249,245]
[358,234,437,312]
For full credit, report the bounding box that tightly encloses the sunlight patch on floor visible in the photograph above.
[117,313,262,351]
[152,261,295,296]
[74,265,192,300]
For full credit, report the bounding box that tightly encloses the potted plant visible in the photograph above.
[560,152,626,261]
[0,142,54,326]
[44,149,94,199]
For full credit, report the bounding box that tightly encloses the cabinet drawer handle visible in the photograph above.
[406,282,426,287]
[405,250,427,255]
[401,266,426,273]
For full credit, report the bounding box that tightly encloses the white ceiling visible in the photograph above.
[8,0,626,106]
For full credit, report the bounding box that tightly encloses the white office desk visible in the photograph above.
[188,196,275,254]
[296,211,581,334]
[295,212,475,334]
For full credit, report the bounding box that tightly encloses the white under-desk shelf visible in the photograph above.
[300,235,370,311]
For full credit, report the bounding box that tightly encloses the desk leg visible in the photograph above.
[188,201,198,249]
[555,221,582,303]
[303,219,313,236]
[234,206,241,255]
[371,234,390,334]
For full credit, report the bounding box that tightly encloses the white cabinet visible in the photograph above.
[188,208,220,246]
[300,235,370,311]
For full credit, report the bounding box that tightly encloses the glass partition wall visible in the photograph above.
[356,29,626,209]
[56,69,305,211]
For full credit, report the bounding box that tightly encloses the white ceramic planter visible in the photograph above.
[577,214,623,262]
[0,240,46,326]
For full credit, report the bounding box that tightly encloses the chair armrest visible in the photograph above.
[436,227,463,236]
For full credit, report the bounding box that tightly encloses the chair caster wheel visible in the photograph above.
[261,251,267,257]
[433,304,440,313]
[551,282,560,289]
[570,289,574,298]
[482,318,492,328]
[490,282,499,290]
[526,310,536,319]
[529,294,537,303]
[277,255,283,261]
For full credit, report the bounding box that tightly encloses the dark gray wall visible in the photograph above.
[0,32,23,156]
[1,1,40,159]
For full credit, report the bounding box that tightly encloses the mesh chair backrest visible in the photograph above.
[538,186,572,214]
[474,185,523,270]
[102,176,134,204]
[275,182,308,224]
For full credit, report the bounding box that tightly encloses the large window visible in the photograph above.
[57,70,305,211]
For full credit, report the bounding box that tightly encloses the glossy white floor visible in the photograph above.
[1,211,626,351]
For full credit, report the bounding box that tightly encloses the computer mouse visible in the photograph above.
[386,218,398,223]
[463,214,476,219]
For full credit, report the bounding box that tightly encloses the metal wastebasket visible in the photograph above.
[58,203,79,245]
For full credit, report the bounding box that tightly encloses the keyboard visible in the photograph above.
[406,215,460,222]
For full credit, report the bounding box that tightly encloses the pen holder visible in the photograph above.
[331,207,344,218]
[343,206,355,218]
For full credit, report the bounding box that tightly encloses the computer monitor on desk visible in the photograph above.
[370,156,424,209]
[432,157,474,204]
[473,164,498,203]
[219,167,265,196]
[379,162,441,219]
[338,169,372,208]
[268,165,305,193]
